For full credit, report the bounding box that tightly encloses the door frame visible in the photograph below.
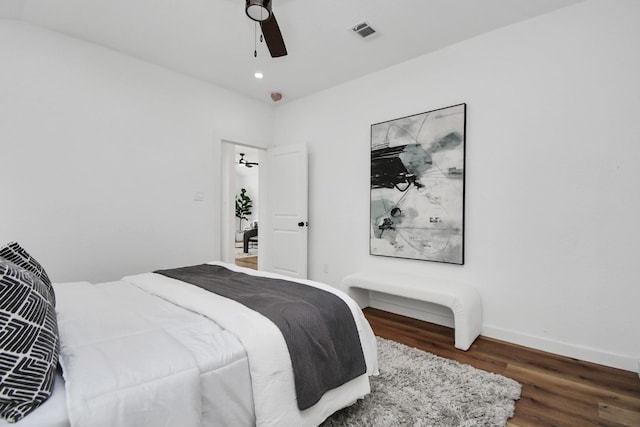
[220,139,265,266]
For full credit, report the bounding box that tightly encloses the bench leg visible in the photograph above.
[346,287,371,309]
[453,302,482,351]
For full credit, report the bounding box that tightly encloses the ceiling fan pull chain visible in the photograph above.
[258,8,263,44]
[254,22,258,57]
[259,7,264,43]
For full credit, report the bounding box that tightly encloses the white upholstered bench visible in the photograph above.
[342,271,482,351]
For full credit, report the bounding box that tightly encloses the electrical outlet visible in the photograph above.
[193,191,204,202]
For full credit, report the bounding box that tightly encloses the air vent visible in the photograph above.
[352,22,376,39]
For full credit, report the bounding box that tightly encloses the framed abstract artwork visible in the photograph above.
[370,103,466,264]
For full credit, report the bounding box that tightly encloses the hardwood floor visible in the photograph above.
[235,255,257,270]
[363,308,640,427]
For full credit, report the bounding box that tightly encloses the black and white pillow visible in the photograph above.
[0,242,54,306]
[0,259,59,423]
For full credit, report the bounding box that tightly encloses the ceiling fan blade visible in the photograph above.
[260,13,287,57]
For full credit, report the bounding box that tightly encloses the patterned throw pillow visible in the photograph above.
[0,259,59,423]
[0,242,54,306]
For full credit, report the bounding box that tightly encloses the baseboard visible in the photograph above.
[367,296,637,372]
[482,324,637,373]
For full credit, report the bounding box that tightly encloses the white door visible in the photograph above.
[260,143,308,278]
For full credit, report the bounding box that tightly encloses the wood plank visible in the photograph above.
[363,307,640,426]
[235,256,257,270]
[505,364,640,411]
[599,403,640,427]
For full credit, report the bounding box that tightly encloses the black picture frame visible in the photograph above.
[370,103,466,264]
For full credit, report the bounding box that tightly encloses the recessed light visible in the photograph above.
[254,72,264,79]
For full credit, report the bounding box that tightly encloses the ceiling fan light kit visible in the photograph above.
[245,0,271,22]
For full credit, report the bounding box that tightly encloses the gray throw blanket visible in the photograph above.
[154,264,367,410]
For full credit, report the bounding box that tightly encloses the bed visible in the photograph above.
[0,246,378,427]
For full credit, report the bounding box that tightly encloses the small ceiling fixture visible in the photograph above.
[270,92,282,102]
[352,21,377,39]
[254,72,264,79]
[238,153,259,168]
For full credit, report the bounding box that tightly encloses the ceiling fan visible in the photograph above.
[238,153,259,168]
[245,0,287,57]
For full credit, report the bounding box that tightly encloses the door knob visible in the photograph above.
[298,221,308,227]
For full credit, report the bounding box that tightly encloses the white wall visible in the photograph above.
[0,20,273,283]
[0,1,24,19]
[273,0,640,371]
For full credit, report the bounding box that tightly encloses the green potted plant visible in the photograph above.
[235,188,253,239]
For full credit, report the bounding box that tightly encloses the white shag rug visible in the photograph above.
[322,337,521,427]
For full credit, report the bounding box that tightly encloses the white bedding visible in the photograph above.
[95,280,255,426]
[54,279,255,427]
[123,261,379,427]
[3,262,378,427]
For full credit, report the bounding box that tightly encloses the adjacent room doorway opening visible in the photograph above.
[220,141,263,270]
[234,146,260,270]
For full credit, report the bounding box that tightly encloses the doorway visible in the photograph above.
[220,141,308,278]
[221,141,263,270]
[234,146,260,269]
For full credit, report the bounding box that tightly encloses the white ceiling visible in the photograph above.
[7,0,584,104]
